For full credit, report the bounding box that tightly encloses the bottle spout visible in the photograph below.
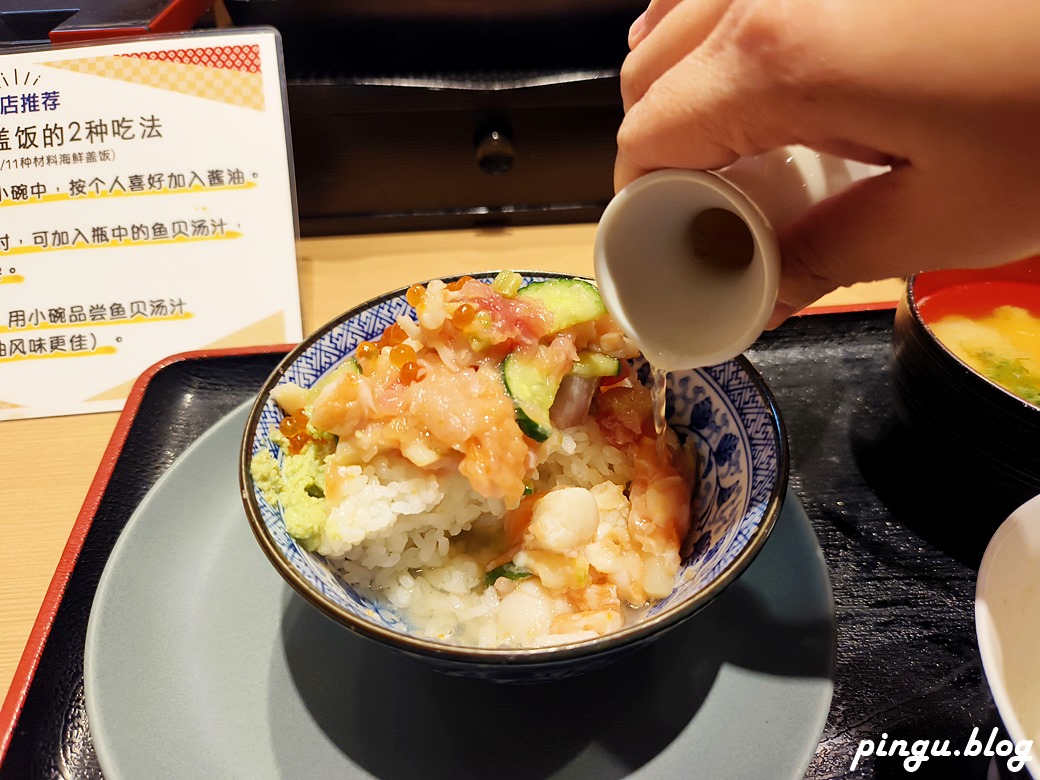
[595,148,886,370]
[594,168,781,370]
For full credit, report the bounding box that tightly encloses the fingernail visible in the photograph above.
[628,11,647,46]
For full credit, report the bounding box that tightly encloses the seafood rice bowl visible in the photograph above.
[241,272,787,679]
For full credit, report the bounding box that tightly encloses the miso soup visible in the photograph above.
[918,281,1040,407]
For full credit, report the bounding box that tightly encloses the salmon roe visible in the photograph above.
[379,322,408,347]
[447,275,474,292]
[356,341,379,361]
[451,302,476,327]
[390,343,417,368]
[398,361,419,385]
[406,284,425,307]
[278,409,314,455]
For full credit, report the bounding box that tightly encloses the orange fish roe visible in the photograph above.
[447,275,474,292]
[379,322,408,348]
[355,343,380,368]
[406,284,425,307]
[390,343,417,368]
[399,360,419,385]
[451,302,476,327]
[278,408,315,454]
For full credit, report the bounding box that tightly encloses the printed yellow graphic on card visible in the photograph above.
[44,44,265,110]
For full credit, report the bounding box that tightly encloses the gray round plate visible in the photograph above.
[85,404,835,779]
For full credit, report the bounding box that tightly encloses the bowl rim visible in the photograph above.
[239,271,790,665]
[975,492,1040,766]
[902,269,1040,414]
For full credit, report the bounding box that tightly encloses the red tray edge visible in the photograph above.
[0,343,292,764]
[800,300,898,317]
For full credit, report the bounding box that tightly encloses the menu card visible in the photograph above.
[0,28,302,421]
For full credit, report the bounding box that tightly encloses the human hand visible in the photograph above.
[615,0,1040,324]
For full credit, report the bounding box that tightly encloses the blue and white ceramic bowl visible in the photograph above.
[240,273,789,682]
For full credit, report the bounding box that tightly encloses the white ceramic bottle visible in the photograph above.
[594,146,885,370]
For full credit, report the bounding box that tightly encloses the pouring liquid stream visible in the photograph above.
[652,366,668,459]
[646,207,756,458]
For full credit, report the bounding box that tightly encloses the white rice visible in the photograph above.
[311,420,632,647]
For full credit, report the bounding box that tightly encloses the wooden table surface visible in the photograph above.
[0,223,904,707]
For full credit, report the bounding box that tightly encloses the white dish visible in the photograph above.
[977,492,1040,778]
[85,404,835,779]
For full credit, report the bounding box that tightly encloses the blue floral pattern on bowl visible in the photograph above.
[242,273,787,675]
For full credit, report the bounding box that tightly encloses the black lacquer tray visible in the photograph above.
[0,310,1019,779]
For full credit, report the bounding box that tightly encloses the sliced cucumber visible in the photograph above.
[517,278,606,333]
[491,270,524,297]
[572,351,621,378]
[503,352,561,442]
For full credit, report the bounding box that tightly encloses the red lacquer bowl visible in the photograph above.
[891,256,1040,517]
